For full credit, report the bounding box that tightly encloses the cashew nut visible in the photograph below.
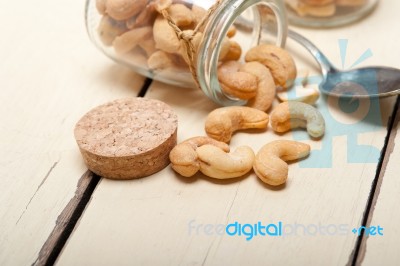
[277,85,320,105]
[197,145,255,179]
[245,44,297,89]
[113,26,153,54]
[227,25,237,38]
[218,61,258,100]
[219,37,231,61]
[253,140,310,186]
[220,40,242,62]
[169,137,230,177]
[97,15,128,46]
[270,102,325,138]
[167,4,194,27]
[205,106,269,143]
[106,0,147,20]
[153,15,181,54]
[239,62,276,112]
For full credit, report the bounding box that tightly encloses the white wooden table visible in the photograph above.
[1,0,399,265]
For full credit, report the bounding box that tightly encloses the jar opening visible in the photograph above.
[196,0,288,106]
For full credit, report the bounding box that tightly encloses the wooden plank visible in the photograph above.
[56,82,396,266]
[0,0,146,265]
[56,1,400,266]
[357,101,400,266]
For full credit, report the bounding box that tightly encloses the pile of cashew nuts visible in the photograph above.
[170,102,323,186]
[170,44,326,187]
[96,0,239,72]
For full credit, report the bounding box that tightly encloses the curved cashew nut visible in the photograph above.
[240,62,276,112]
[218,61,258,100]
[106,0,147,20]
[197,145,255,179]
[169,137,229,177]
[205,106,269,143]
[245,44,297,89]
[270,102,325,138]
[113,26,153,54]
[153,15,181,54]
[254,140,310,186]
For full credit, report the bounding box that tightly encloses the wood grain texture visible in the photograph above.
[55,1,400,265]
[0,0,145,265]
[359,102,400,266]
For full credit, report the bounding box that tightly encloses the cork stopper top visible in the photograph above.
[74,98,178,157]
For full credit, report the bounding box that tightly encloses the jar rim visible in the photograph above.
[196,0,288,106]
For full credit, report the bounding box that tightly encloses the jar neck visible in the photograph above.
[196,0,288,106]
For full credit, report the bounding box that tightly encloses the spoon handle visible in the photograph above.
[288,30,336,76]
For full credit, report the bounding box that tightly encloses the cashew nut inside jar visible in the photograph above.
[284,0,379,27]
[85,0,288,105]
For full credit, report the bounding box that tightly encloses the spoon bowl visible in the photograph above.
[320,66,400,98]
[288,30,400,98]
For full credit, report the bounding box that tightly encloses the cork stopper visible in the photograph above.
[74,98,178,180]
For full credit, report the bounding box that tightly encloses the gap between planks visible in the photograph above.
[33,171,100,266]
[348,96,400,266]
[33,78,153,266]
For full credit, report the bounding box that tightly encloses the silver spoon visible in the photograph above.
[287,30,400,98]
[234,15,400,98]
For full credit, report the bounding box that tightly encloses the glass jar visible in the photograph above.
[85,0,288,105]
[284,0,379,27]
